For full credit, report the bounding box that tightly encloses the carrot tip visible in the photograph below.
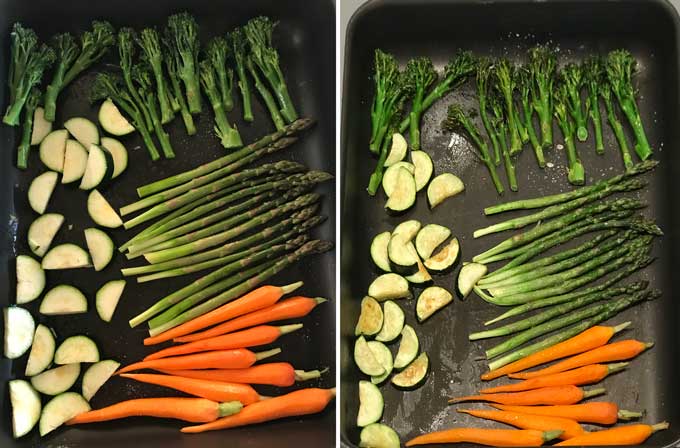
[613,321,632,333]
[278,323,303,335]
[281,281,304,294]
[314,297,328,304]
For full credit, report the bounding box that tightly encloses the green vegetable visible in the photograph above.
[559,63,588,142]
[229,28,254,122]
[206,37,234,112]
[117,28,154,132]
[17,88,40,169]
[132,64,175,158]
[600,79,633,169]
[137,28,174,124]
[476,58,502,165]
[404,57,437,150]
[494,59,522,155]
[517,67,544,166]
[166,12,202,113]
[528,46,556,148]
[162,31,196,134]
[490,93,518,191]
[554,82,585,185]
[584,56,605,154]
[199,59,242,148]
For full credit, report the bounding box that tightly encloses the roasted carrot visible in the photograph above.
[405,428,563,446]
[144,324,302,361]
[143,282,303,346]
[481,363,627,394]
[117,348,280,374]
[458,408,584,439]
[121,373,262,405]
[450,385,605,406]
[156,363,327,387]
[181,387,335,433]
[66,398,243,424]
[510,340,653,379]
[491,403,643,425]
[556,422,669,446]
[175,296,326,342]
[482,323,630,381]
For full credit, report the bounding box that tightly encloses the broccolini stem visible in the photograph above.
[601,84,634,170]
[246,56,285,131]
[17,88,39,169]
[367,131,392,196]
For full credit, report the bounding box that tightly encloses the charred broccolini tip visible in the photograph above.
[476,57,501,165]
[229,28,254,122]
[559,63,589,142]
[528,45,557,148]
[43,33,78,122]
[599,78,634,170]
[137,27,175,124]
[199,59,243,149]
[17,88,40,169]
[517,67,544,166]
[493,58,523,155]
[132,63,175,158]
[162,34,196,135]
[554,83,585,185]
[584,56,605,154]
[166,12,202,113]
[404,56,437,150]
[206,36,235,113]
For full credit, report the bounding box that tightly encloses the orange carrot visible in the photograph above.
[481,323,630,381]
[121,373,262,405]
[156,363,327,387]
[556,422,669,446]
[405,428,563,446]
[175,296,326,342]
[481,363,627,394]
[144,324,302,361]
[116,348,281,374]
[66,398,242,424]
[143,282,302,346]
[491,403,643,425]
[181,388,335,433]
[449,385,605,406]
[458,408,584,439]
[510,340,653,379]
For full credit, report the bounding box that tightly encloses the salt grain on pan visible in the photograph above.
[556,144,564,150]
[546,162,554,168]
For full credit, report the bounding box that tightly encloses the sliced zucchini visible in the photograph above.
[368,273,410,301]
[30,107,52,145]
[411,150,433,192]
[458,262,488,299]
[39,129,68,172]
[388,233,419,272]
[54,335,99,364]
[385,167,416,212]
[393,324,419,370]
[370,231,391,272]
[84,228,114,271]
[64,117,99,148]
[415,224,451,260]
[87,190,123,228]
[359,423,401,448]
[61,139,88,184]
[27,213,64,257]
[354,336,385,376]
[368,340,393,385]
[355,296,383,337]
[25,324,56,376]
[4,307,35,359]
[39,392,91,436]
[79,144,113,190]
[28,171,58,214]
[392,220,422,241]
[9,379,41,438]
[30,363,80,396]
[382,162,415,197]
[16,254,46,304]
[42,243,91,270]
[99,99,135,136]
[357,380,384,427]
[100,136,128,178]
[375,301,405,343]
[405,244,432,284]
[95,280,126,322]
[40,285,88,315]
[384,133,408,167]
[427,173,465,208]
[424,238,460,272]
[416,286,454,322]
[392,352,429,388]
[82,360,120,401]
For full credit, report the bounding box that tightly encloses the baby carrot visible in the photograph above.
[510,340,653,379]
[121,373,262,405]
[556,422,669,446]
[116,348,281,374]
[181,387,335,433]
[405,428,563,446]
[458,408,585,440]
[144,324,302,361]
[156,363,327,387]
[491,403,643,425]
[66,398,242,424]
[143,282,303,346]
[450,385,605,406]
[175,296,326,342]
[482,323,630,381]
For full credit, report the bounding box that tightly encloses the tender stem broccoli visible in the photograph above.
[17,88,39,169]
[132,64,174,158]
[245,55,285,130]
[494,59,523,155]
[118,28,154,132]
[584,56,605,154]
[43,33,78,122]
[404,56,437,150]
[491,94,518,191]
[162,36,196,135]
[517,67,544,167]
[600,79,634,170]
[230,28,254,122]
[206,37,234,112]
[244,16,298,123]
[370,49,401,154]
[199,60,242,149]
[476,58,501,165]
[3,24,55,126]
[367,97,406,196]
[444,104,504,195]
[559,63,589,142]
[90,72,160,160]
[166,13,202,113]
[528,45,556,148]
[137,28,175,124]
[605,49,652,161]
[554,84,585,185]
[512,70,529,146]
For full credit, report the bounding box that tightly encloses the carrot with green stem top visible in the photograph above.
[491,403,643,425]
[458,408,585,439]
[450,385,605,405]
[117,348,280,374]
[555,422,669,446]
[181,387,335,433]
[406,428,563,446]
[157,363,328,387]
